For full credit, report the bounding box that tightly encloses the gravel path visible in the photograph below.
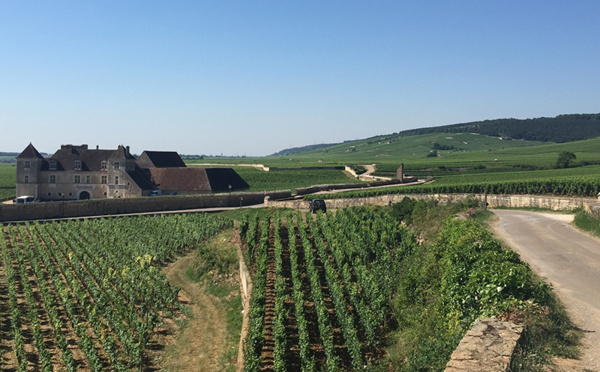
[491,209,600,371]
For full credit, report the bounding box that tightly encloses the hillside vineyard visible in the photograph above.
[0,213,231,371]
[241,208,415,371]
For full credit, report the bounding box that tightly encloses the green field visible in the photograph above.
[233,167,362,192]
[0,163,16,201]
[192,132,600,181]
[265,133,599,173]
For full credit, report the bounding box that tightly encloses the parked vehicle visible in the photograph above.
[15,196,37,204]
[309,199,327,213]
[150,190,163,196]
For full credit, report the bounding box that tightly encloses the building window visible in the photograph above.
[113,161,120,170]
[115,176,119,185]
[24,175,29,184]
[24,160,31,169]
[74,175,81,184]
[49,160,57,170]
[50,175,56,184]
[101,175,107,184]
[86,175,91,184]
[74,160,82,170]
[101,161,107,171]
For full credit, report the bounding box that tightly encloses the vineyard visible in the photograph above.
[312,175,600,200]
[240,207,416,371]
[239,203,576,371]
[0,213,231,371]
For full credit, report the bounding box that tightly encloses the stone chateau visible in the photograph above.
[16,143,249,201]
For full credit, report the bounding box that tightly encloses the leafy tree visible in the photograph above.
[556,151,576,168]
[390,196,417,224]
[432,142,456,151]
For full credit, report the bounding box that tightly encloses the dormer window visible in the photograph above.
[101,161,107,171]
[113,161,120,170]
[74,160,82,170]
[49,160,57,170]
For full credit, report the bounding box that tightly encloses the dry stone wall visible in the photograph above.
[0,190,292,223]
[271,193,599,212]
[445,318,523,372]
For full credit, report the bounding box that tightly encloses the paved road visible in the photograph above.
[492,209,600,370]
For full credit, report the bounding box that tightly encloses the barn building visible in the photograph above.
[16,143,249,201]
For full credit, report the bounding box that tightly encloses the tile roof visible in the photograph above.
[148,167,250,193]
[148,168,211,192]
[17,143,44,159]
[47,146,115,171]
[127,165,156,191]
[206,168,250,192]
[108,145,136,160]
[137,151,186,168]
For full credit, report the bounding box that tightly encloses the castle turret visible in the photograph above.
[16,143,44,198]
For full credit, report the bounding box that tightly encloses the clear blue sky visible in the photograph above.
[1,1,599,156]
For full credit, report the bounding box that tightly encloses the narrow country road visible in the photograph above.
[492,209,600,371]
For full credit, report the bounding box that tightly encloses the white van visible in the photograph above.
[16,196,37,204]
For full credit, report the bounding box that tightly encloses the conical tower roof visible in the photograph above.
[17,143,44,159]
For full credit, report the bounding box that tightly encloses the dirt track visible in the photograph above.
[492,209,600,371]
[160,251,226,372]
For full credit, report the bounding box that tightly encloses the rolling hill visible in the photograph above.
[271,113,600,158]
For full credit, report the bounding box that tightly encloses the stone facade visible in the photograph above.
[17,144,150,200]
[16,143,249,201]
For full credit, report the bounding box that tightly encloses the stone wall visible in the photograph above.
[271,193,599,212]
[294,180,400,196]
[0,190,292,223]
[445,318,523,371]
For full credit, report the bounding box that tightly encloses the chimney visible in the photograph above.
[126,146,130,155]
[96,145,99,150]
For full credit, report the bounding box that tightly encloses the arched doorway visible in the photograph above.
[79,191,91,200]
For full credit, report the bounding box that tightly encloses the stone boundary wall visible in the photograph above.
[294,179,401,196]
[0,190,292,223]
[271,192,600,212]
[269,166,345,171]
[445,318,523,371]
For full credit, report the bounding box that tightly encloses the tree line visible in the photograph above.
[397,113,600,143]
